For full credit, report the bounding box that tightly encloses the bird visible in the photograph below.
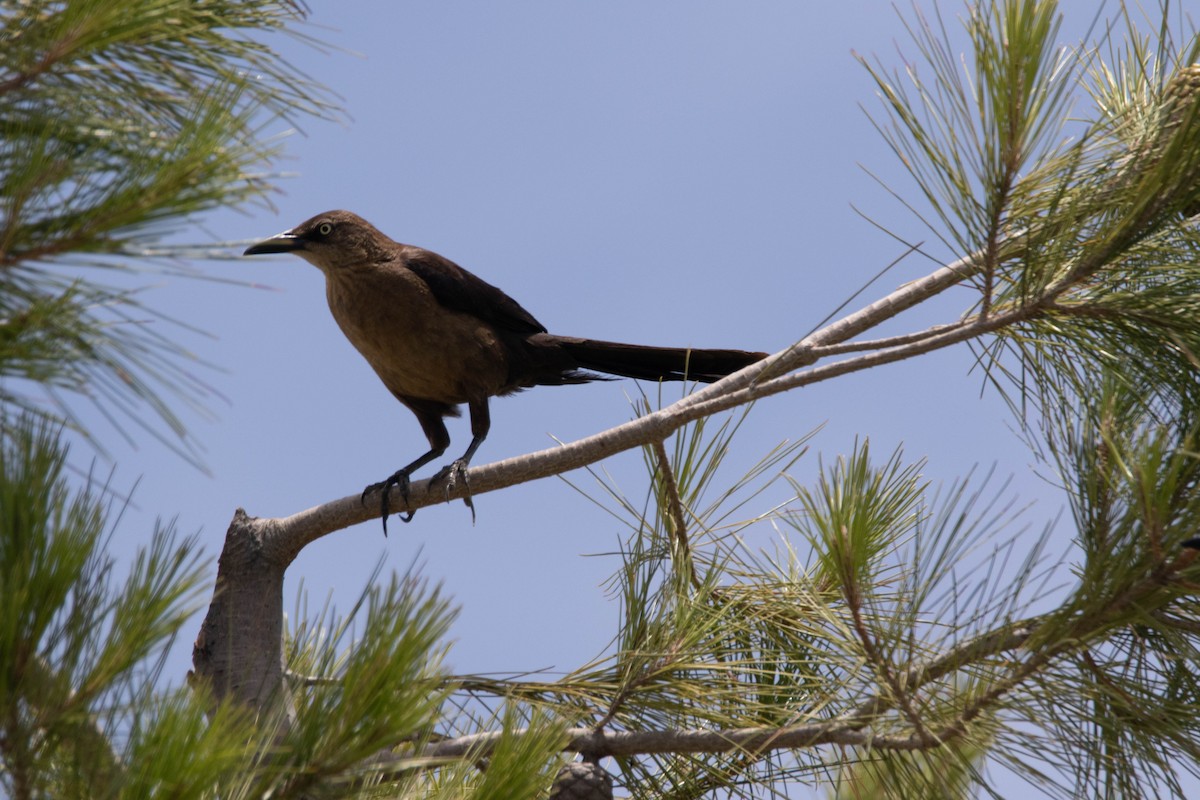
[243,210,767,531]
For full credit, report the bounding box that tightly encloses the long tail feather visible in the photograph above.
[552,336,766,383]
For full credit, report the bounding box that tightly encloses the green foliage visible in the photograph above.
[0,0,335,461]
[792,443,927,599]
[0,416,218,798]
[278,577,566,798]
[862,0,1074,256]
[402,705,567,800]
[1005,377,1200,797]
[832,734,992,800]
[860,0,1200,427]
[276,574,459,795]
[116,695,264,800]
[2,416,545,799]
[477,377,1200,798]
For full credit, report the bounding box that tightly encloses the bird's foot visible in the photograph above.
[432,459,476,524]
[362,469,415,536]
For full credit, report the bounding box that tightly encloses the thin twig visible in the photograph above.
[284,669,340,687]
[844,568,937,746]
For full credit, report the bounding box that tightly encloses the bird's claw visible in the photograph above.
[362,470,415,536]
[433,459,476,524]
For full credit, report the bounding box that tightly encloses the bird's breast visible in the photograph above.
[323,267,509,403]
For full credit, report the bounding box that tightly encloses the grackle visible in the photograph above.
[244,210,767,531]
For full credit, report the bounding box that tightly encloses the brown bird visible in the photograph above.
[244,210,766,531]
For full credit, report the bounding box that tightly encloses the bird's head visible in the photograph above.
[243,210,393,273]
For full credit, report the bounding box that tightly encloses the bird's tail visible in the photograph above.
[553,336,767,383]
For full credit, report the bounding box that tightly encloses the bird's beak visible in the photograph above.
[243,231,305,256]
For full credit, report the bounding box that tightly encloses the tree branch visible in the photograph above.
[190,245,1006,717]
[404,543,1199,772]
[405,616,1041,763]
[253,244,996,562]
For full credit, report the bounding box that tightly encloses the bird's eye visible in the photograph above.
[317,222,333,236]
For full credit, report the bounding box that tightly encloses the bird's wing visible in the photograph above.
[403,248,547,335]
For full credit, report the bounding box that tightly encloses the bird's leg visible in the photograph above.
[432,398,489,523]
[432,436,483,522]
[363,409,451,534]
[362,448,445,534]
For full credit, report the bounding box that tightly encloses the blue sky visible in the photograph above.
[72,0,1153,792]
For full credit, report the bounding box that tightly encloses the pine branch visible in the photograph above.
[400,543,1193,766]
[0,0,337,462]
